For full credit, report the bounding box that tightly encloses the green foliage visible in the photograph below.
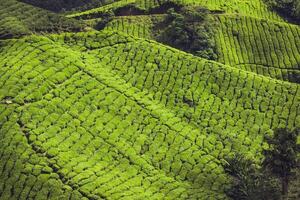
[0,0,84,39]
[157,7,217,60]
[68,0,284,22]
[224,154,281,200]
[0,17,30,39]
[94,10,115,30]
[214,15,300,83]
[0,0,300,196]
[263,128,300,197]
[264,0,300,23]
[20,0,111,12]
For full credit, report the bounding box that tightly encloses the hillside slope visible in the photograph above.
[0,0,83,39]
[19,0,115,12]
[0,34,231,199]
[1,31,299,199]
[67,0,283,21]
[1,0,300,199]
[214,14,300,83]
[100,13,300,83]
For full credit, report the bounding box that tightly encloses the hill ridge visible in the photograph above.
[48,30,300,86]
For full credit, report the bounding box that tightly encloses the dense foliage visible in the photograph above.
[224,128,300,200]
[69,0,284,22]
[94,10,115,30]
[214,15,300,83]
[0,0,84,39]
[19,0,113,12]
[224,154,280,200]
[264,0,300,23]
[263,128,300,198]
[0,30,298,199]
[0,0,299,199]
[157,7,217,60]
[101,2,300,83]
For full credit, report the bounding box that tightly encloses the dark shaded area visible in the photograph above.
[19,0,108,12]
[263,128,300,199]
[263,0,300,25]
[0,0,84,39]
[224,128,300,200]
[147,2,182,14]
[115,2,182,16]
[75,1,183,20]
[72,3,145,20]
[224,154,281,200]
[155,7,217,60]
[94,10,115,30]
[183,96,195,107]
[287,70,300,84]
[114,5,145,16]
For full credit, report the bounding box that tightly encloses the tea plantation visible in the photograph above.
[0,0,299,199]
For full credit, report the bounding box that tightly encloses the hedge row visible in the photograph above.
[0,35,233,199]
[214,15,300,83]
[68,0,284,22]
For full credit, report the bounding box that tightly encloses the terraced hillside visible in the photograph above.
[214,14,300,83]
[0,0,83,39]
[19,0,115,12]
[1,33,232,199]
[67,0,283,21]
[98,2,300,83]
[0,0,299,199]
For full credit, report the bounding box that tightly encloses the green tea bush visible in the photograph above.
[0,24,299,199]
[214,15,300,83]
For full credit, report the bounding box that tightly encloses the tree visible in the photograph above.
[224,154,280,200]
[156,6,217,60]
[263,128,300,199]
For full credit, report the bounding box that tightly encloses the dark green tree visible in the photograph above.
[224,154,280,200]
[156,6,217,60]
[263,128,300,199]
[264,0,300,23]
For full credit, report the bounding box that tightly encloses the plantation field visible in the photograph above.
[214,15,300,83]
[68,0,283,22]
[103,15,163,39]
[0,0,300,199]
[1,34,232,199]
[0,0,83,39]
[100,13,300,82]
[19,0,117,12]
[1,30,299,199]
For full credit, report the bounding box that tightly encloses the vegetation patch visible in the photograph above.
[264,0,300,24]
[156,6,217,60]
[0,0,84,39]
[19,0,113,12]
[0,0,299,199]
